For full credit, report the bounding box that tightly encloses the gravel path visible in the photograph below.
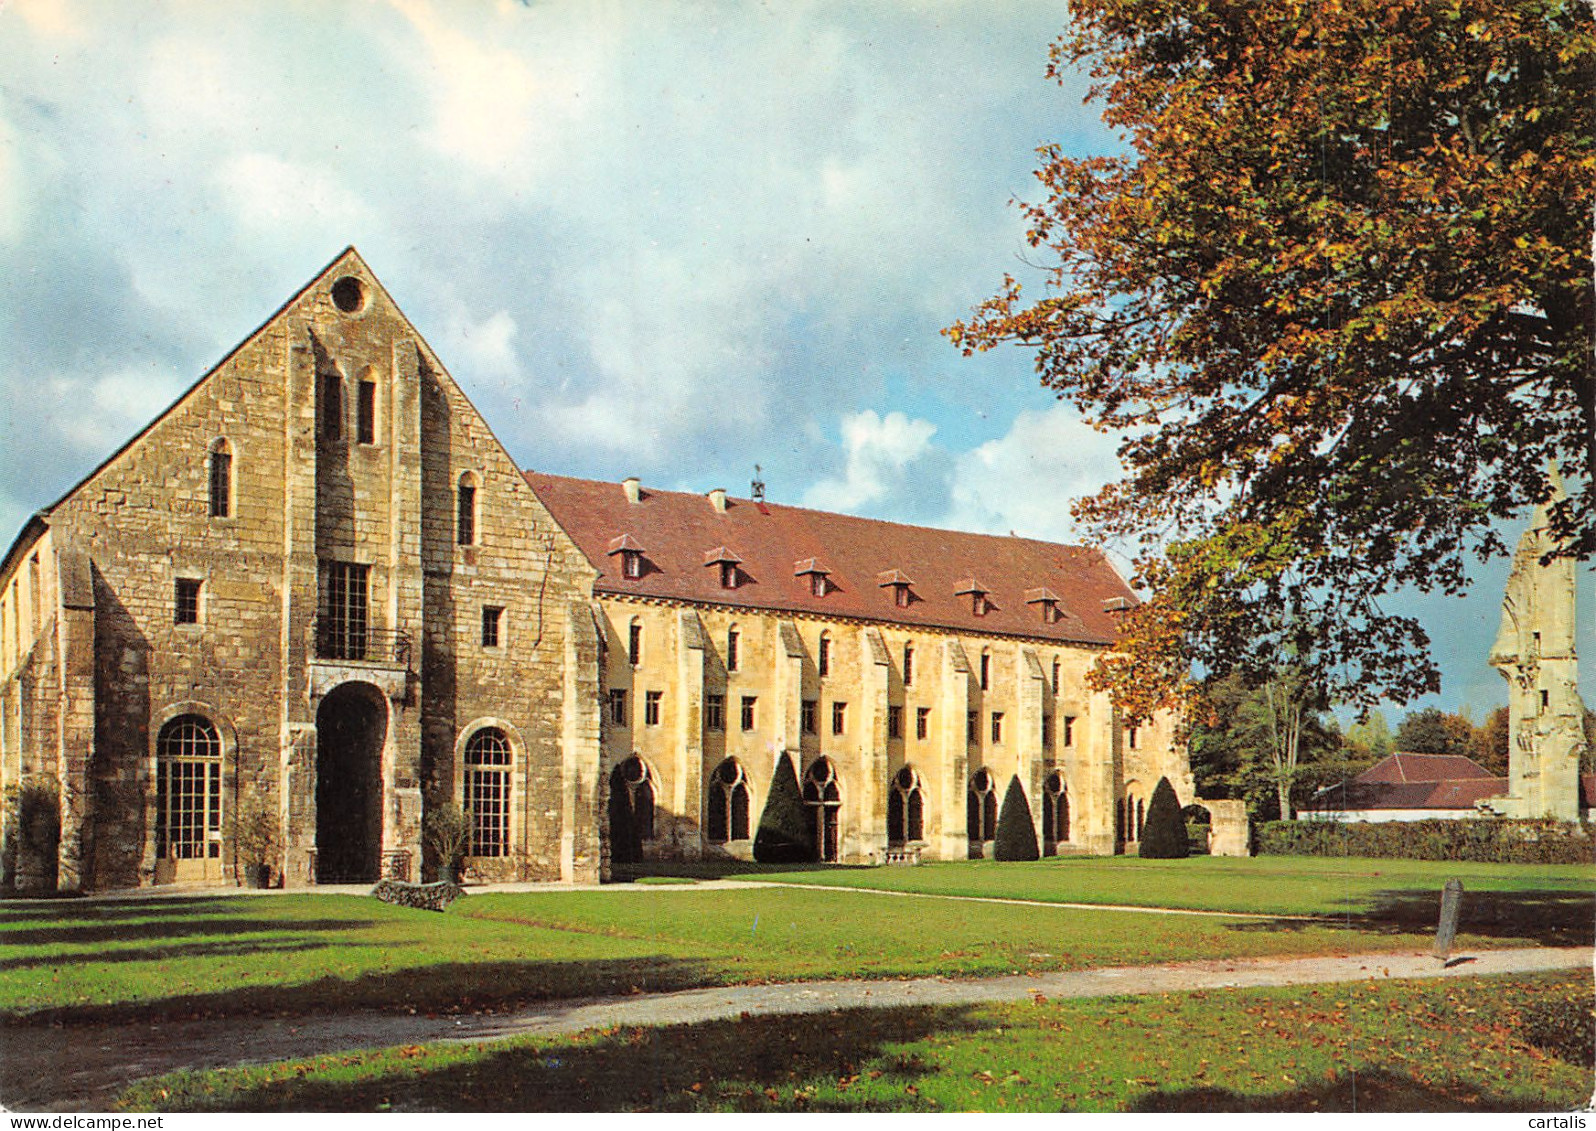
[2,945,1586,1112]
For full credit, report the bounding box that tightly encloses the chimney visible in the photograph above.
[708,487,727,513]
[622,476,641,505]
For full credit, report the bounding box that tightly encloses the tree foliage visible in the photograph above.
[1189,671,1343,820]
[948,0,1595,718]
[993,775,1041,861]
[1138,776,1190,858]
[753,754,815,864]
[1395,706,1473,754]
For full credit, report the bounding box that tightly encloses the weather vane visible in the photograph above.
[751,464,766,502]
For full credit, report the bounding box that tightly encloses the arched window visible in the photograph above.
[457,472,478,546]
[1042,770,1069,852]
[726,625,740,672]
[464,728,512,857]
[608,756,656,864]
[706,758,750,844]
[980,650,991,691]
[817,631,831,678]
[208,439,232,519]
[887,765,924,845]
[628,618,643,666]
[1135,797,1145,840]
[156,715,222,863]
[966,767,997,842]
[802,757,842,862]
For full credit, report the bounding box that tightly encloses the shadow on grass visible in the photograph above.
[10,955,719,1029]
[1223,887,1594,947]
[125,1005,989,1112]
[1131,1068,1553,1113]
[0,912,376,950]
[610,861,854,882]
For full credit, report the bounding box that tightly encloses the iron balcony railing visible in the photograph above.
[311,617,413,667]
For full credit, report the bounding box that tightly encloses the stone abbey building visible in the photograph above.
[0,250,1214,893]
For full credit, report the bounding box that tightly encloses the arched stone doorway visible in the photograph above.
[315,682,387,883]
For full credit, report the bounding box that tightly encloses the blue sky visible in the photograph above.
[1,0,1587,723]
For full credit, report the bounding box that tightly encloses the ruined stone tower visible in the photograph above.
[1484,469,1584,821]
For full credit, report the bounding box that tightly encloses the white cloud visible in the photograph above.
[442,308,519,380]
[216,152,371,233]
[942,404,1123,543]
[44,366,185,452]
[804,410,939,513]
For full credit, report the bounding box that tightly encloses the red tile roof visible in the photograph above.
[1313,776,1509,812]
[523,472,1136,645]
[1354,752,1498,784]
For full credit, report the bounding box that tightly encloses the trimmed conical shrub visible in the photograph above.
[1138,776,1190,858]
[754,753,815,863]
[993,775,1040,861]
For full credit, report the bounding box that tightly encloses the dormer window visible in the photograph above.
[794,558,831,598]
[878,569,915,608]
[607,534,646,580]
[1026,587,1062,624]
[956,578,990,616]
[704,547,743,590]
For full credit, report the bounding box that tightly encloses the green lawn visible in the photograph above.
[3,854,1585,1026]
[643,853,1596,925]
[116,969,1594,1112]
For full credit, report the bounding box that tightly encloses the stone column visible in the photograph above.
[560,599,602,882]
[939,638,971,861]
[674,609,706,857]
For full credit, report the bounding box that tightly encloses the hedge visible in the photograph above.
[1258,818,1594,865]
[1138,777,1189,859]
[993,775,1040,861]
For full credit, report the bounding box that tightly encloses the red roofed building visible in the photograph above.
[525,472,1209,862]
[1302,752,1511,822]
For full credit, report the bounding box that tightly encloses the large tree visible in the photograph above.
[948,0,1594,718]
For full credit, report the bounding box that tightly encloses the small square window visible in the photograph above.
[916,707,930,740]
[622,551,643,580]
[174,578,201,625]
[645,690,662,726]
[801,699,817,735]
[887,704,902,740]
[720,561,738,589]
[481,606,503,647]
[991,712,1004,744]
[741,695,757,732]
[831,701,847,735]
[894,585,910,608]
[705,693,725,731]
[608,689,627,726]
[810,573,826,597]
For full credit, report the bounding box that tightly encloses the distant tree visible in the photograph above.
[1395,707,1469,755]
[993,776,1041,861]
[1471,706,1511,775]
[947,0,1596,724]
[1138,777,1189,859]
[1189,670,1339,820]
[1344,710,1395,761]
[1583,705,1596,774]
[753,754,814,864]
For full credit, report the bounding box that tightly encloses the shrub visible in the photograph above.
[1139,777,1189,858]
[423,802,472,881]
[993,776,1040,861]
[754,754,814,863]
[1257,817,1594,864]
